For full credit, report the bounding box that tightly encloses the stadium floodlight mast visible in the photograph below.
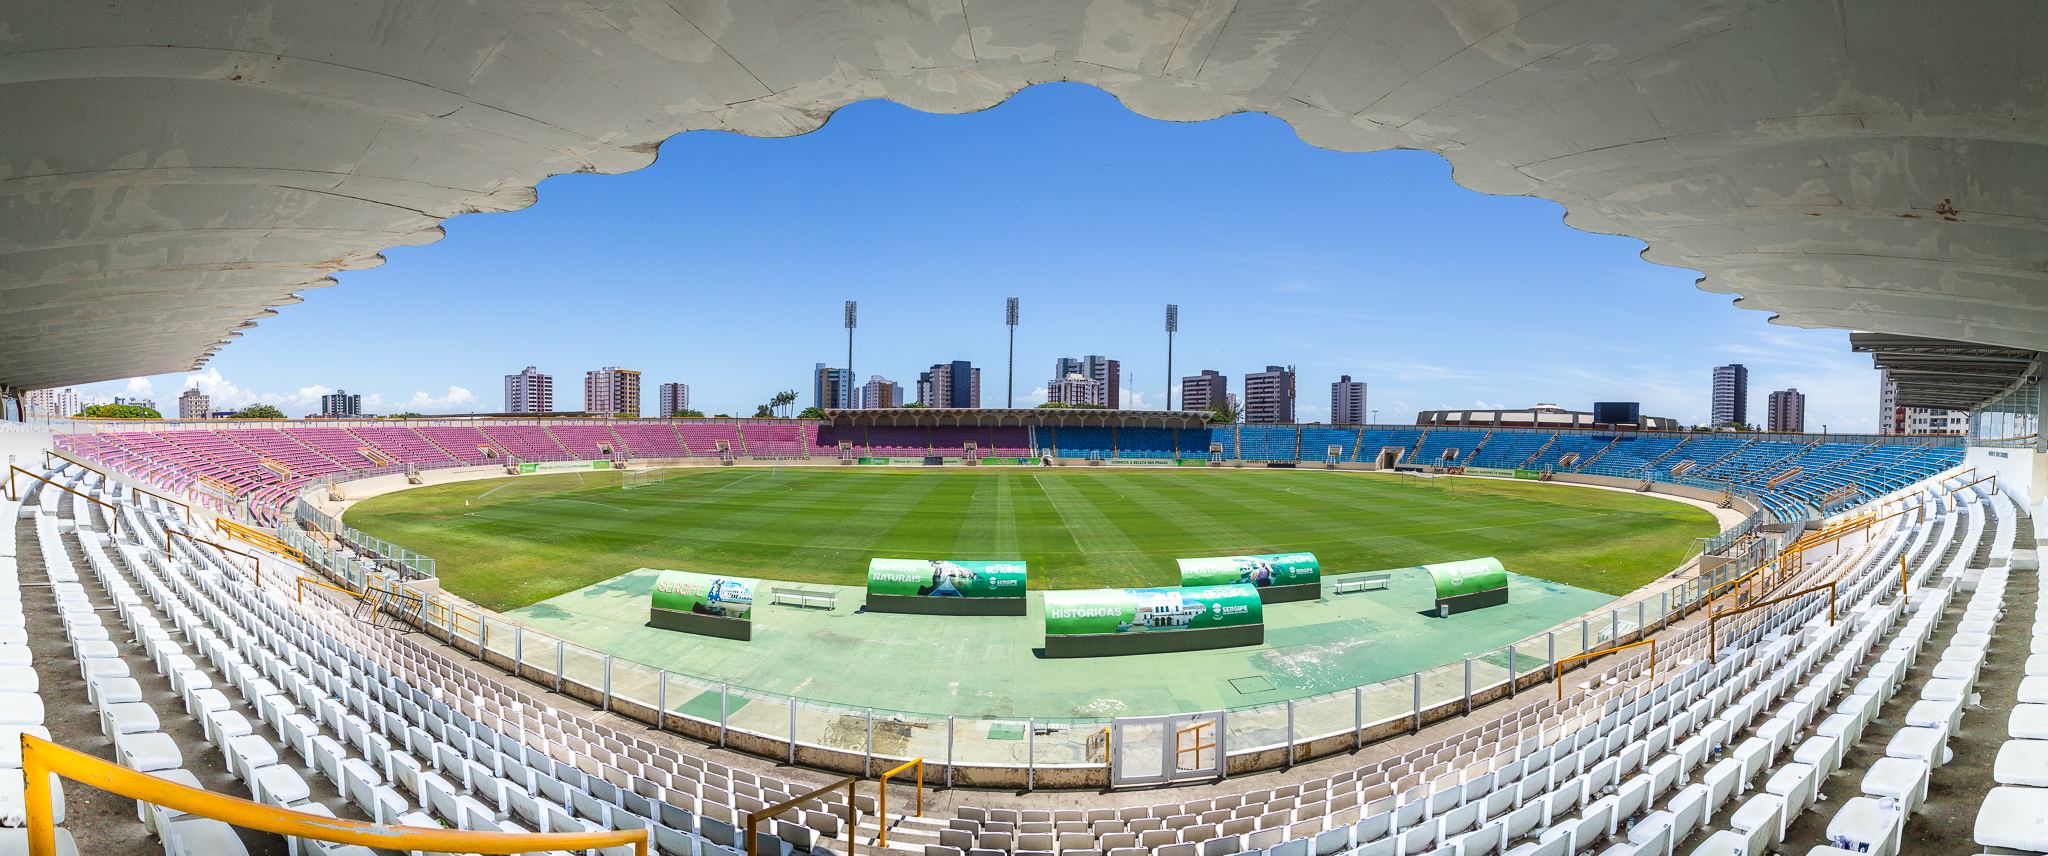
[844,300,857,408]
[1165,304,1179,411]
[1005,297,1019,408]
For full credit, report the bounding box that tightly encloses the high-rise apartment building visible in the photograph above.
[917,361,981,408]
[22,389,54,417]
[178,389,209,419]
[1243,366,1295,424]
[1879,370,1966,435]
[1053,356,1119,409]
[1046,374,1107,406]
[320,390,362,417]
[1331,376,1368,424]
[584,367,641,417]
[54,389,80,418]
[814,364,854,410]
[1711,364,1748,427]
[503,367,553,413]
[658,383,690,417]
[862,376,901,409]
[1766,388,1806,433]
[1180,370,1227,412]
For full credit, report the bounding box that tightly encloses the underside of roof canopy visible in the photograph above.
[2,0,2044,391]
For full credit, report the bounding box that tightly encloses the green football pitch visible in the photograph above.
[344,466,1717,613]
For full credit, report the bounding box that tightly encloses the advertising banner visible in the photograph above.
[866,559,1026,599]
[1177,553,1320,602]
[1042,584,1264,657]
[1424,557,1509,615]
[1108,458,1177,466]
[650,569,757,620]
[519,460,611,473]
[1043,584,1261,636]
[648,568,757,639]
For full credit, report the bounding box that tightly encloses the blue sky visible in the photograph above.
[82,83,1882,431]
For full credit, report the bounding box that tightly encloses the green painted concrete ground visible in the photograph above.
[509,564,1614,719]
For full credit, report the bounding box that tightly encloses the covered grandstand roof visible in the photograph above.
[1849,333,2039,412]
[2,2,2045,392]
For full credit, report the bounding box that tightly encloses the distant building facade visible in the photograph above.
[503,367,554,413]
[1046,374,1107,406]
[1243,366,1295,424]
[1331,376,1368,424]
[320,390,362,417]
[862,376,902,409]
[658,383,690,417]
[54,388,79,418]
[814,364,853,410]
[1711,364,1749,427]
[1415,403,1680,431]
[1766,388,1806,433]
[584,367,641,417]
[1879,370,1966,435]
[1180,370,1227,413]
[23,389,54,416]
[918,361,980,408]
[178,389,209,419]
[1053,356,1119,408]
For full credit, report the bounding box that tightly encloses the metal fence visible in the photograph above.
[338,548,1743,787]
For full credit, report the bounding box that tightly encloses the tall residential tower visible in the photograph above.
[1711,364,1748,427]
[585,367,641,417]
[503,366,553,413]
[1331,376,1368,424]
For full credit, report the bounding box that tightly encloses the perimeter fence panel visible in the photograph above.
[1469,647,1511,697]
[953,718,1033,768]
[481,614,520,662]
[608,656,662,714]
[1224,700,1288,755]
[1291,690,1355,747]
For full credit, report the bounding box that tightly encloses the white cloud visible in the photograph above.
[124,377,153,397]
[177,370,476,415]
[399,386,479,413]
[1021,386,1050,406]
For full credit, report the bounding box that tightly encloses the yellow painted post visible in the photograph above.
[878,758,925,846]
[22,734,645,855]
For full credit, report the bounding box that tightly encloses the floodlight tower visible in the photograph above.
[1165,304,1179,411]
[1006,297,1019,408]
[844,300,857,407]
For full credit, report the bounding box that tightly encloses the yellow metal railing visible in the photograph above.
[878,758,924,846]
[21,734,647,856]
[1948,474,1997,504]
[1554,638,1654,700]
[216,518,305,564]
[1707,583,1836,663]
[3,466,121,537]
[161,528,259,567]
[745,776,856,856]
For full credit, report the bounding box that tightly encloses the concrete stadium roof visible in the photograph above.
[823,408,1213,430]
[4,1,2044,391]
[1850,332,2040,412]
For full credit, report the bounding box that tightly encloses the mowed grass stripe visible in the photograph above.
[346,468,1717,610]
[949,471,1021,560]
[1029,472,1156,589]
[1098,471,1270,555]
